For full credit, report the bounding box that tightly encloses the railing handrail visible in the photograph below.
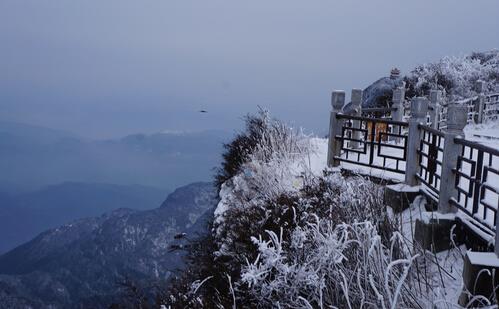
[418,123,445,137]
[454,136,499,157]
[361,107,398,113]
[336,113,408,126]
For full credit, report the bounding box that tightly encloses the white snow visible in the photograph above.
[393,195,466,305]
[419,211,457,224]
[465,122,499,149]
[386,183,420,192]
[467,251,499,267]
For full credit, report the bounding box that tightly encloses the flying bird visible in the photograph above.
[199,110,208,113]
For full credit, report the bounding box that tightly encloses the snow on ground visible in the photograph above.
[304,137,329,175]
[467,251,499,268]
[392,195,466,305]
[465,122,499,149]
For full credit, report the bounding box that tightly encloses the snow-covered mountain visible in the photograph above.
[0,182,167,254]
[0,182,218,308]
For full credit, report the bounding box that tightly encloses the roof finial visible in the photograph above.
[390,67,400,79]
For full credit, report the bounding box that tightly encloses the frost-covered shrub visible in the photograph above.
[166,111,311,308]
[215,109,299,189]
[405,50,499,100]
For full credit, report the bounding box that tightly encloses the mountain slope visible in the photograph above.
[0,182,218,308]
[0,182,167,254]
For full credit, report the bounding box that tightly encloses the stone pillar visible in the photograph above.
[327,91,346,167]
[350,89,363,149]
[391,87,405,123]
[437,103,467,214]
[429,90,442,129]
[404,97,428,186]
[476,80,486,124]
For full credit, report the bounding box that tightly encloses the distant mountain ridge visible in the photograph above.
[0,120,230,192]
[0,182,218,308]
[0,120,79,145]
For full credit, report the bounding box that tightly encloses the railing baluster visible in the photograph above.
[327,90,346,167]
[473,150,484,217]
[369,121,375,165]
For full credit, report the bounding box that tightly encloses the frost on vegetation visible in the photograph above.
[241,216,470,308]
[407,50,499,99]
[241,221,419,308]
[213,112,323,246]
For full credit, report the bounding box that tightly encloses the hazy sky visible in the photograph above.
[1,1,498,138]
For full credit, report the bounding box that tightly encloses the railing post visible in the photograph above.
[391,87,405,123]
[327,90,346,167]
[476,80,486,124]
[350,89,363,149]
[405,97,428,186]
[437,103,467,214]
[389,87,405,143]
[429,90,442,129]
